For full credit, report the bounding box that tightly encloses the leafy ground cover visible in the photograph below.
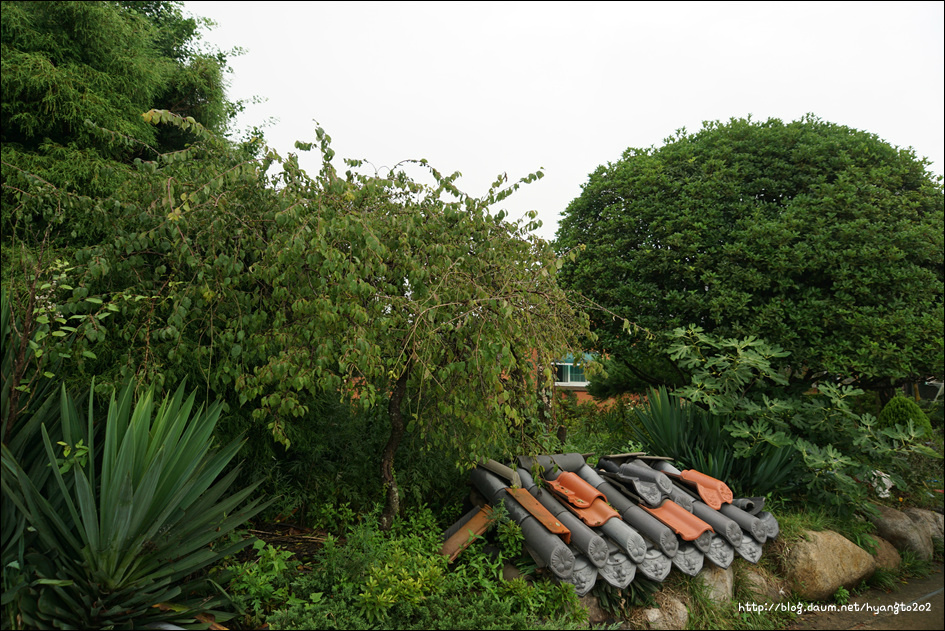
[217,506,588,630]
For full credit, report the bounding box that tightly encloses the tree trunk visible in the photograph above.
[379,366,409,531]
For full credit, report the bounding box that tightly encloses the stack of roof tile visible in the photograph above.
[442,452,779,596]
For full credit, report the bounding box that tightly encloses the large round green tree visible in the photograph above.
[557,115,944,393]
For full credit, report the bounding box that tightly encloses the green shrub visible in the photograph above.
[833,585,851,605]
[266,507,587,630]
[496,518,525,560]
[358,541,447,624]
[486,503,526,560]
[213,392,390,527]
[878,395,933,438]
[666,326,941,516]
[1,381,270,629]
[226,540,305,628]
[218,391,470,532]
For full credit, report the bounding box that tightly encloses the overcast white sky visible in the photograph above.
[186,1,944,242]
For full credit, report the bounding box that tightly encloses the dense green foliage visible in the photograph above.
[252,507,586,630]
[919,397,944,429]
[2,4,594,531]
[2,0,255,407]
[226,540,304,628]
[555,391,633,456]
[561,327,942,514]
[1,0,240,250]
[3,109,268,398]
[240,131,591,527]
[557,115,944,393]
[626,384,797,497]
[228,393,473,529]
[585,356,679,399]
[664,326,939,513]
[4,105,590,533]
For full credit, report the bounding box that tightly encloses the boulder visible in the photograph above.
[740,565,787,602]
[642,594,688,630]
[869,504,934,560]
[782,529,875,601]
[904,507,945,542]
[699,564,734,603]
[871,536,901,572]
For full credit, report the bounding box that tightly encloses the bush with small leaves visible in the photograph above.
[878,395,933,438]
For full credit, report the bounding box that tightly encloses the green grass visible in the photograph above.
[763,499,876,551]
[866,566,899,592]
[899,549,934,580]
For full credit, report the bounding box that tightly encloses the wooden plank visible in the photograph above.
[439,505,493,562]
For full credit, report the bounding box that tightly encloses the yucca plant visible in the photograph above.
[2,286,80,630]
[629,385,737,480]
[627,386,796,496]
[1,381,270,629]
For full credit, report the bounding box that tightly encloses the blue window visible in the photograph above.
[554,353,595,386]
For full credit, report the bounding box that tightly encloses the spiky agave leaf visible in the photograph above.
[3,381,270,629]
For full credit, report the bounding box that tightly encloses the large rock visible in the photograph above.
[699,564,734,603]
[904,507,945,542]
[642,594,688,630]
[869,504,934,560]
[740,565,787,602]
[782,529,875,601]
[871,536,901,572]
